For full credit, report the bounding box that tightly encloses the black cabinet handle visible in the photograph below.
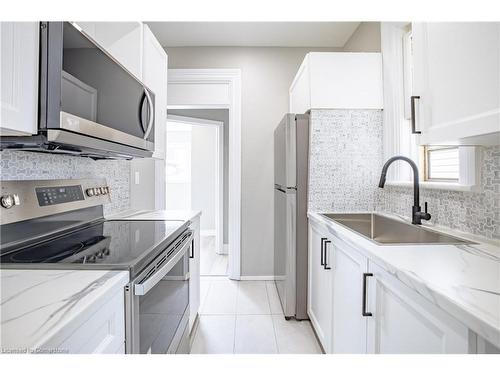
[410,95,421,134]
[320,237,327,266]
[362,273,373,317]
[324,240,332,270]
[190,239,195,259]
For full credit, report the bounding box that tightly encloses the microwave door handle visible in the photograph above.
[134,232,193,296]
[138,92,148,134]
[143,88,154,140]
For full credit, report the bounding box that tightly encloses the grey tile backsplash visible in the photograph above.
[0,150,130,216]
[375,146,500,240]
[307,109,500,240]
[308,109,383,212]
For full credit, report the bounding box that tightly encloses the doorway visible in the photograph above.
[165,114,227,276]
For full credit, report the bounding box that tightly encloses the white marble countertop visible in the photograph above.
[308,212,500,348]
[106,209,201,222]
[0,269,128,353]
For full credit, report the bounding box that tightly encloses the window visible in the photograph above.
[424,146,459,181]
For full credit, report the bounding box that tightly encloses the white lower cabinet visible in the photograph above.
[189,216,201,333]
[366,261,469,354]
[44,288,125,354]
[307,222,334,352]
[331,236,369,353]
[307,219,471,354]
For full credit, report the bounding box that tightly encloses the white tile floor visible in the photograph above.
[200,235,228,276]
[191,276,322,354]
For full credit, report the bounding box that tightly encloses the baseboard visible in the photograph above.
[239,276,276,281]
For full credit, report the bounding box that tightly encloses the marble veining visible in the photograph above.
[0,150,130,216]
[0,269,128,352]
[309,212,500,348]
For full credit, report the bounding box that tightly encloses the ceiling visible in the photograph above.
[145,22,360,47]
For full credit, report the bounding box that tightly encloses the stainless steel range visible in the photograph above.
[0,178,193,354]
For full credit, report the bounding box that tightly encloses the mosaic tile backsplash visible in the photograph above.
[0,150,130,216]
[308,109,383,212]
[375,145,500,240]
[307,109,500,240]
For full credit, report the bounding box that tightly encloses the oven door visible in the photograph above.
[125,230,192,354]
[40,22,155,153]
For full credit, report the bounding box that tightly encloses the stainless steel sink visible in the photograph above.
[320,213,474,245]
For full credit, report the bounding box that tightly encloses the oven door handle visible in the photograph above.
[133,231,193,296]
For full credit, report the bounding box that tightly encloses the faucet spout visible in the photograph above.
[378,156,431,225]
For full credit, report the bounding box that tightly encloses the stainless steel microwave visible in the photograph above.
[1,22,155,159]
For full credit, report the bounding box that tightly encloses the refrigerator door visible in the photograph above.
[274,114,296,189]
[274,187,297,318]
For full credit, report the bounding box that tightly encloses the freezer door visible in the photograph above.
[274,187,296,318]
[274,114,296,188]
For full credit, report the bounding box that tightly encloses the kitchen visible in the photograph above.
[0,0,499,373]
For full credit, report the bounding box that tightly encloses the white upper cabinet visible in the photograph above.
[75,22,143,80]
[290,52,384,114]
[412,22,500,145]
[0,22,39,136]
[142,24,167,160]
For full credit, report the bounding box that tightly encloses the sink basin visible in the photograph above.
[320,213,474,245]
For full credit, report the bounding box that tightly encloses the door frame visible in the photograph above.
[167,69,242,280]
[166,114,224,259]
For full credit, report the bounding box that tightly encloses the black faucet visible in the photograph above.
[378,156,431,225]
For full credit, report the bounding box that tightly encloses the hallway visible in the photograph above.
[190,277,322,354]
[200,235,228,276]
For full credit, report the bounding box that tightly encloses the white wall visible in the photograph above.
[166,46,340,276]
[343,22,381,52]
[191,125,217,232]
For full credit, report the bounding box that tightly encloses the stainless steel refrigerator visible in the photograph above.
[274,113,309,320]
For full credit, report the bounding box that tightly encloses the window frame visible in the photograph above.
[423,145,460,182]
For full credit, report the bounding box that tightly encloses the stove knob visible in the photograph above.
[1,194,20,209]
[86,188,95,197]
[97,251,105,258]
[88,255,97,263]
[95,188,101,196]
[101,187,107,195]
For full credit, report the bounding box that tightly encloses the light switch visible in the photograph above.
[134,171,140,185]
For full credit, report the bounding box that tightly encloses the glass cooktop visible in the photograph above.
[0,220,187,277]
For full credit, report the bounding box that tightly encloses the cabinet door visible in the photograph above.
[0,22,39,136]
[143,25,168,160]
[331,237,369,353]
[189,216,201,333]
[367,261,469,354]
[412,22,500,145]
[75,22,143,80]
[307,222,333,352]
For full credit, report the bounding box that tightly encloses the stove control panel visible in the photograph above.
[36,185,85,207]
[0,178,111,226]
